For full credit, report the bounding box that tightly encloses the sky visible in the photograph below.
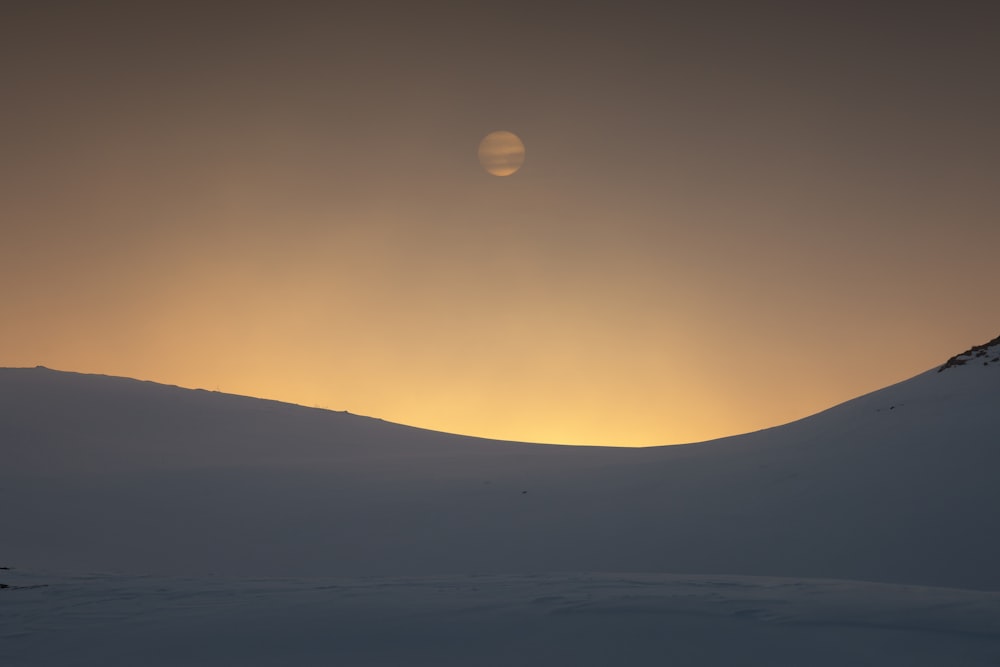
[2,1,998,446]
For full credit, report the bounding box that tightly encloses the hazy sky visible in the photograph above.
[3,2,998,446]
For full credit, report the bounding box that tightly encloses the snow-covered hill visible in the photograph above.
[1,336,999,590]
[3,338,1000,665]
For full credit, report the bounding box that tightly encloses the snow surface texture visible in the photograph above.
[4,570,1000,666]
[2,336,999,664]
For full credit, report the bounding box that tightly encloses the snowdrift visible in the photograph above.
[2,346,998,589]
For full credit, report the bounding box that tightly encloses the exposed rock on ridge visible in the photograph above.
[937,334,1000,372]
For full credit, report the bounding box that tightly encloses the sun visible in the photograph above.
[478,131,525,176]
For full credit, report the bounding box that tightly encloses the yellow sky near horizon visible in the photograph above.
[3,3,998,446]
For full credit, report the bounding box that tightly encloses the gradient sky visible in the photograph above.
[3,2,998,446]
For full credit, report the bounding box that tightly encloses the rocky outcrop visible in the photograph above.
[938,334,1000,372]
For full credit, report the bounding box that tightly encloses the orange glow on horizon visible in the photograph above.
[3,4,998,446]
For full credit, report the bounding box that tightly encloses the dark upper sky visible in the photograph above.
[3,1,998,445]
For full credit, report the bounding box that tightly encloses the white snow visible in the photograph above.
[2,342,999,665]
[4,570,1000,666]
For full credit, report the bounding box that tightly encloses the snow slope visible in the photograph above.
[2,337,1000,665]
[0,344,1000,589]
[2,337,999,590]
